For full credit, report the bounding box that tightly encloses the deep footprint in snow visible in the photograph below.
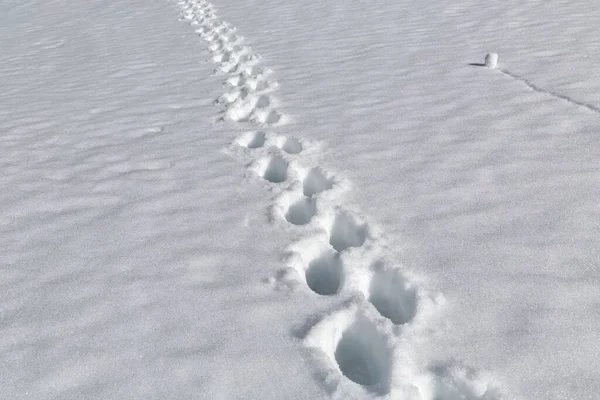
[254,155,288,183]
[236,131,266,149]
[305,250,343,295]
[285,196,316,226]
[368,263,417,325]
[303,167,334,197]
[276,136,303,154]
[328,212,368,252]
[334,316,390,390]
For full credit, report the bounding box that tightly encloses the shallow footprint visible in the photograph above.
[254,95,271,109]
[429,362,504,400]
[257,109,282,125]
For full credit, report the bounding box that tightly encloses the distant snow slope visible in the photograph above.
[3,0,600,398]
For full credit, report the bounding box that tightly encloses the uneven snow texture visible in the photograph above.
[178,0,509,399]
[3,0,600,398]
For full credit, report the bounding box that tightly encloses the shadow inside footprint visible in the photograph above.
[258,109,281,125]
[255,95,270,109]
[285,197,316,225]
[329,212,367,252]
[279,137,302,154]
[303,168,334,197]
[368,265,417,325]
[305,251,342,295]
[237,131,266,149]
[334,317,390,393]
[257,156,287,183]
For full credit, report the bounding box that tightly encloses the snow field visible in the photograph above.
[176,0,509,398]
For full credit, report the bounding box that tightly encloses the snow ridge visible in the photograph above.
[176,1,509,398]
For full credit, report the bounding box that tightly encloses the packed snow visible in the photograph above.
[2,0,600,399]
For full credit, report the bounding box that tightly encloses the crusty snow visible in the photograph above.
[2,0,600,399]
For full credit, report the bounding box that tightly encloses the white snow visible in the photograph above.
[3,0,600,398]
[485,53,498,68]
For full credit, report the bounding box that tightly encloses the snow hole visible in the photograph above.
[305,250,343,295]
[258,109,282,125]
[277,136,303,154]
[329,212,367,252]
[368,265,417,325]
[256,156,288,183]
[303,167,334,197]
[285,197,316,226]
[237,131,266,149]
[335,317,390,387]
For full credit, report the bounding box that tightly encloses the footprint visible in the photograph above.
[276,136,302,154]
[235,131,266,149]
[226,74,246,87]
[195,26,212,35]
[256,109,282,125]
[225,100,254,122]
[218,87,249,105]
[246,78,270,91]
[208,40,226,52]
[253,155,288,183]
[243,65,266,78]
[302,167,334,197]
[217,62,241,75]
[223,34,241,44]
[212,51,231,63]
[367,263,417,325]
[285,196,316,226]
[254,95,270,109]
[303,308,391,395]
[335,316,390,388]
[203,32,218,42]
[305,250,342,295]
[328,211,368,252]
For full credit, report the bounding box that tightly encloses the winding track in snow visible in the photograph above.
[174,1,508,398]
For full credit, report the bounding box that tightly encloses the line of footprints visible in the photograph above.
[177,1,505,398]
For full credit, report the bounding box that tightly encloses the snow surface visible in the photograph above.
[2,0,600,398]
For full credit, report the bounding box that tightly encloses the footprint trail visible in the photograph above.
[175,1,508,398]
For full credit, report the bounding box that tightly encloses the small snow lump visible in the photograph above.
[485,52,498,68]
